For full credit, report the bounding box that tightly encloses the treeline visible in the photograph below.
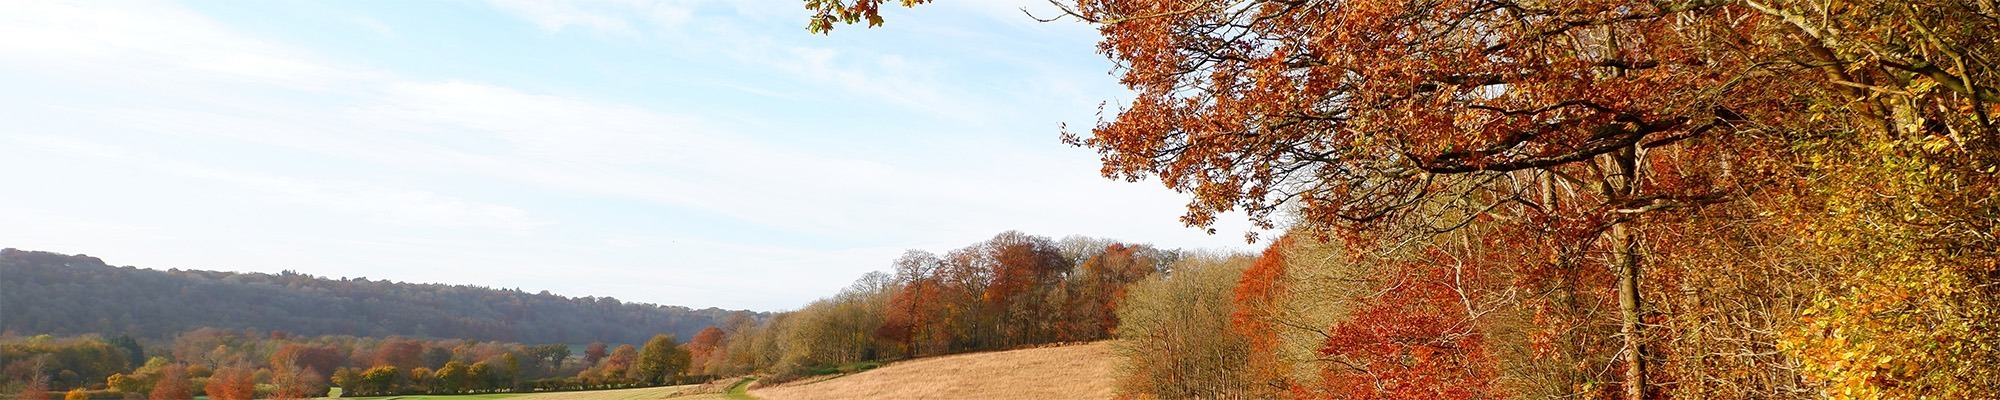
[0,249,758,345]
[677,231,1200,381]
[0,327,710,399]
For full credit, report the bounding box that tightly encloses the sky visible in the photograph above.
[0,0,1262,311]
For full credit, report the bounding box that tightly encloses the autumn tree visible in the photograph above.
[1771,116,2000,397]
[262,363,323,399]
[202,366,255,400]
[1113,251,1257,398]
[1053,0,1826,395]
[878,250,951,356]
[684,327,725,378]
[814,273,899,368]
[329,367,360,395]
[148,364,191,400]
[467,361,493,392]
[1315,248,1504,400]
[370,338,424,372]
[270,343,341,381]
[1061,242,1164,341]
[711,312,761,376]
[635,334,690,385]
[1735,2,2000,398]
[359,365,401,396]
[934,246,996,351]
[601,345,638,382]
[981,231,1073,346]
[1233,234,1374,397]
[723,313,793,376]
[106,363,158,394]
[434,361,468,393]
[582,342,608,366]
[407,366,435,393]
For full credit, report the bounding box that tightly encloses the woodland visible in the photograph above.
[797,0,2000,399]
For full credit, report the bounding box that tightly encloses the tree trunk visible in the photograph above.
[1612,220,1646,400]
[1607,146,1648,400]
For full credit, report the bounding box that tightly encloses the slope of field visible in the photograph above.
[751,342,1117,400]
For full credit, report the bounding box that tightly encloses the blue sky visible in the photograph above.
[0,0,1260,311]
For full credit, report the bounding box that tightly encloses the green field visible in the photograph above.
[721,379,756,400]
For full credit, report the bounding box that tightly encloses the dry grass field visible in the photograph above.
[750,342,1117,400]
[323,378,752,400]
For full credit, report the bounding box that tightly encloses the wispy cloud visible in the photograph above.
[0,0,375,91]
[5,134,552,233]
[479,0,988,123]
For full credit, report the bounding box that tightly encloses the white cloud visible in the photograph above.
[775,47,968,118]
[4,134,551,233]
[0,0,374,91]
[356,80,699,162]
[478,0,988,122]
[340,80,931,237]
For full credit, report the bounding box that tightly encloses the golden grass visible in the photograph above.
[750,342,1117,400]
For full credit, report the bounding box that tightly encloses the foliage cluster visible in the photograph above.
[1111,252,1257,398]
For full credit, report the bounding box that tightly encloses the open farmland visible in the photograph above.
[751,342,1117,400]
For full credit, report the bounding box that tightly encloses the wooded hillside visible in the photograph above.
[0,249,755,345]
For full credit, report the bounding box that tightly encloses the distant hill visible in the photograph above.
[750,342,1118,400]
[0,248,760,345]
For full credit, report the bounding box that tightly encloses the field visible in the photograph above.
[749,342,1117,400]
[324,378,753,400]
[327,383,704,400]
[318,342,1115,400]
[332,395,531,400]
